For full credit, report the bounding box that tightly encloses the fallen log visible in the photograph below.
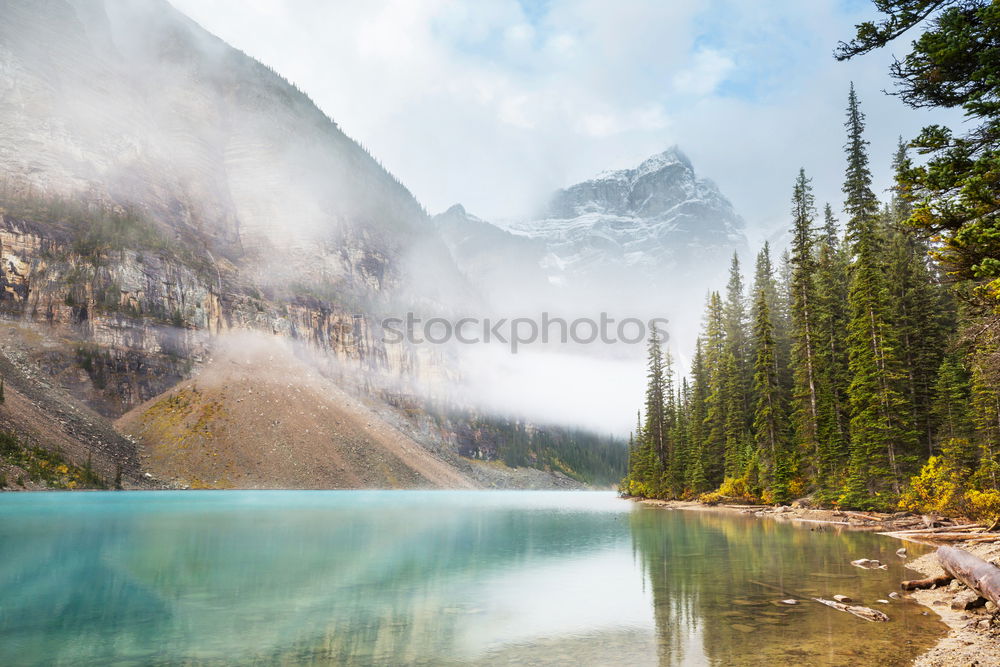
[887,523,982,535]
[901,573,954,590]
[845,511,886,522]
[901,532,995,541]
[749,581,890,622]
[812,597,889,622]
[937,546,1000,607]
[792,518,852,526]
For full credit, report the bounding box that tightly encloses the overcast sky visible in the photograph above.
[168,0,963,238]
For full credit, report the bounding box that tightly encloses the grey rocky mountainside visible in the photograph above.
[0,0,616,488]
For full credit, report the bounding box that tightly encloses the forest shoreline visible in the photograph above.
[629,497,1000,666]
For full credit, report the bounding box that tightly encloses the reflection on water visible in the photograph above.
[0,491,942,665]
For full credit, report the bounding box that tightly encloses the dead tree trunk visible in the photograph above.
[812,597,889,622]
[901,573,954,591]
[937,546,1000,607]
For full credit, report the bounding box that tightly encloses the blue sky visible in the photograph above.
[168,0,961,240]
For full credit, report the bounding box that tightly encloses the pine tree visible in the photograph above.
[723,253,751,396]
[686,339,710,494]
[933,354,972,444]
[720,350,749,478]
[841,85,917,508]
[788,169,821,482]
[932,352,978,474]
[701,292,728,487]
[886,139,950,456]
[751,287,790,503]
[723,252,752,438]
[644,329,668,463]
[814,204,851,499]
[671,378,692,497]
[750,244,778,365]
[842,83,880,249]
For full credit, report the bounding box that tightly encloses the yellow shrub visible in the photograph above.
[701,476,760,505]
[788,478,806,500]
[898,456,963,515]
[964,489,1000,524]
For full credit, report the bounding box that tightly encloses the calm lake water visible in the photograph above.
[0,491,942,666]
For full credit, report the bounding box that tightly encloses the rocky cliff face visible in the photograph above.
[0,210,426,418]
[510,146,746,281]
[434,148,747,319]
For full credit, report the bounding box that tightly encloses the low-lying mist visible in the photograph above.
[0,0,736,439]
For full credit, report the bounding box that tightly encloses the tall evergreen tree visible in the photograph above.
[814,204,851,499]
[644,329,668,465]
[750,244,778,364]
[931,352,978,473]
[701,292,728,487]
[751,287,790,502]
[841,85,917,508]
[686,339,710,494]
[723,253,751,402]
[788,169,822,482]
[720,350,750,478]
[886,140,950,455]
[842,82,880,249]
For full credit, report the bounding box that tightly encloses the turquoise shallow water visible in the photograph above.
[0,491,942,665]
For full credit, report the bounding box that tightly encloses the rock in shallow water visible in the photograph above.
[851,558,888,570]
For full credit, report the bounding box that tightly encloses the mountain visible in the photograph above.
[435,148,747,319]
[0,0,621,488]
[431,204,550,312]
[511,147,745,286]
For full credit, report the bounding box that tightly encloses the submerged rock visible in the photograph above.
[851,558,888,570]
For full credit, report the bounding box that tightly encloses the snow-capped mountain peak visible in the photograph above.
[504,147,744,277]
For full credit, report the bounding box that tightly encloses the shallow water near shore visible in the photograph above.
[0,490,943,665]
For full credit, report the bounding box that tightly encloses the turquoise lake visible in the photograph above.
[0,491,943,665]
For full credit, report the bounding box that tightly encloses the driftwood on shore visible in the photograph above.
[937,546,1000,607]
[749,580,890,622]
[889,523,983,535]
[901,573,954,590]
[812,597,890,622]
[903,532,996,542]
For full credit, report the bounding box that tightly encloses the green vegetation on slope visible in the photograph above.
[0,430,107,490]
[455,415,626,486]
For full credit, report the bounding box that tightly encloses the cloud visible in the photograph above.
[167,0,959,233]
[673,48,734,96]
[166,0,963,238]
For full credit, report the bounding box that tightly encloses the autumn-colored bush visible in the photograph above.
[898,456,963,515]
[964,489,1000,525]
[701,476,760,505]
